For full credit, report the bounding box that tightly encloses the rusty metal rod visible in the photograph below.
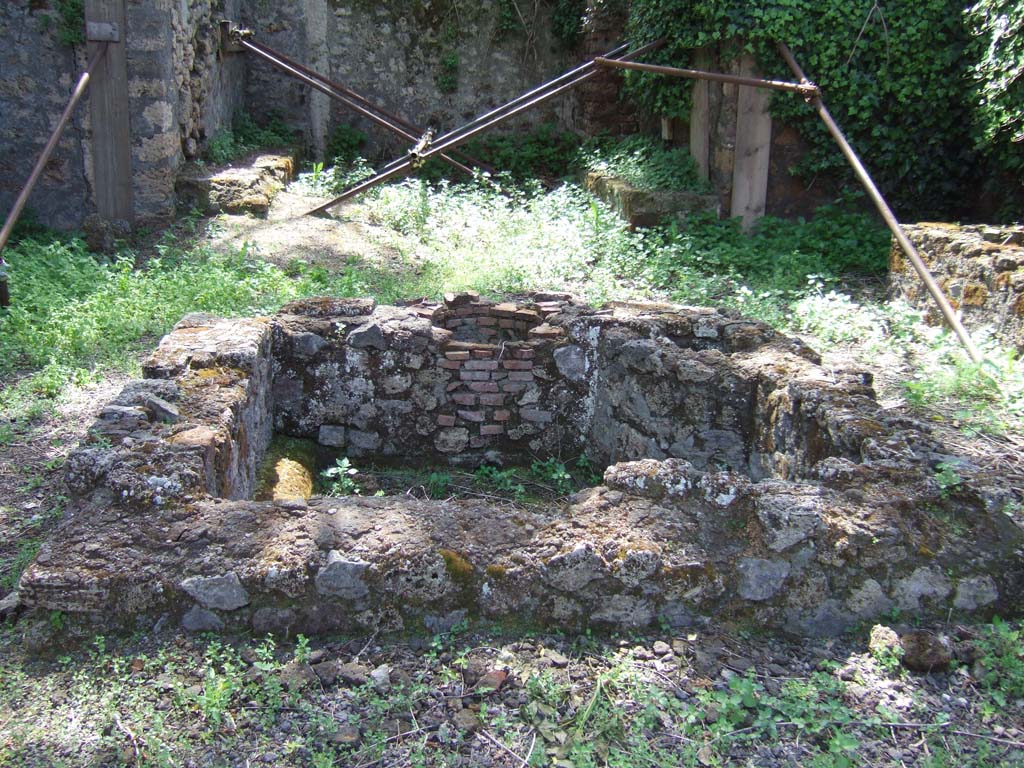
[307,39,640,209]
[308,39,662,215]
[777,42,981,363]
[0,43,108,308]
[594,57,819,96]
[242,37,491,172]
[237,37,476,178]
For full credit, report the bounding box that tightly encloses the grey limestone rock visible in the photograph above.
[315,551,370,600]
[737,558,790,601]
[181,605,224,632]
[180,572,250,611]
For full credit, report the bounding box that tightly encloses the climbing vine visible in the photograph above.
[967,0,1024,170]
[624,0,1022,218]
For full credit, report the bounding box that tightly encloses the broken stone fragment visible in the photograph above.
[754,492,822,552]
[900,630,954,672]
[553,344,586,383]
[347,322,387,350]
[434,427,469,454]
[736,558,790,601]
[99,405,150,422]
[181,605,224,632]
[318,425,346,448]
[140,393,180,423]
[953,575,998,610]
[444,291,479,308]
[315,551,370,600]
[292,332,328,359]
[180,572,250,611]
[544,542,607,592]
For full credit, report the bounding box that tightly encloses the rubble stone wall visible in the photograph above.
[0,4,93,230]
[891,224,1024,351]
[0,1,246,229]
[240,0,576,161]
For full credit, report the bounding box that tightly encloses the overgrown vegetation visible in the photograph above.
[312,454,598,503]
[2,621,1023,767]
[206,113,295,165]
[37,0,85,46]
[578,134,712,192]
[624,0,1024,218]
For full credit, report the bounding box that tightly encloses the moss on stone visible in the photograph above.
[439,549,474,585]
[485,564,507,578]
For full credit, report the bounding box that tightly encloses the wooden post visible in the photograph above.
[689,48,710,181]
[85,0,133,222]
[730,54,772,231]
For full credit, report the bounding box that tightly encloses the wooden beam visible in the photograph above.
[730,54,772,231]
[85,0,133,222]
[689,48,710,180]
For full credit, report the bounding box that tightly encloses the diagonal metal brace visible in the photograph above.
[306,38,664,216]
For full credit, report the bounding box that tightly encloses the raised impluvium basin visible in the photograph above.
[16,293,1023,644]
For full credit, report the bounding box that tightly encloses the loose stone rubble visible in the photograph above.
[14,294,1024,644]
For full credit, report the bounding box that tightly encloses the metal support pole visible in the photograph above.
[235,36,477,178]
[776,43,982,363]
[240,36,490,172]
[0,43,108,308]
[308,39,663,215]
[594,57,819,97]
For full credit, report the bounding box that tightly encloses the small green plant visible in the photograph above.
[577,134,712,193]
[426,471,451,499]
[474,464,526,500]
[320,457,361,496]
[39,0,85,46]
[871,639,905,677]
[973,618,1024,706]
[1,538,41,591]
[531,457,574,495]
[435,51,460,93]
[934,461,964,499]
[293,634,312,664]
[205,112,294,164]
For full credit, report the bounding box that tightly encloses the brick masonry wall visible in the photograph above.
[890,224,1024,351]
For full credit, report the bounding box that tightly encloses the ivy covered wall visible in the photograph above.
[623,0,1023,220]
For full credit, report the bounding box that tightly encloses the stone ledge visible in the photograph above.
[175,148,299,217]
[583,171,720,229]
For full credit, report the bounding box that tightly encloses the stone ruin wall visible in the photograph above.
[14,296,1023,645]
[891,224,1024,352]
[0,0,245,228]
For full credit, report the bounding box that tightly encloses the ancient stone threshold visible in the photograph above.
[175,147,299,217]
[14,294,1024,646]
[583,171,720,228]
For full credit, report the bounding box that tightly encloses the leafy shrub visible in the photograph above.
[530,457,574,495]
[624,0,1022,218]
[462,122,583,180]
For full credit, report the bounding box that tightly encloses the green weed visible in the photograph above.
[320,457,361,496]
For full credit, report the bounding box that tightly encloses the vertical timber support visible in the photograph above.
[731,54,772,231]
[689,48,711,182]
[85,0,133,223]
